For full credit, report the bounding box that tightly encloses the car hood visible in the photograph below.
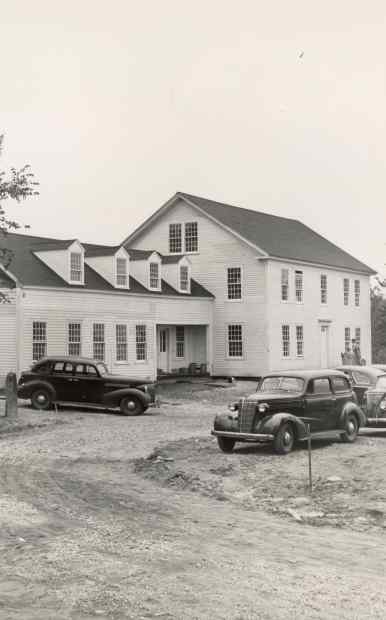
[103,374,154,386]
[242,392,303,403]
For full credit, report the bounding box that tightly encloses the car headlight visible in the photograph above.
[228,403,239,412]
[258,403,269,413]
[380,400,386,411]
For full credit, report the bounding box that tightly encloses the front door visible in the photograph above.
[320,324,330,368]
[158,328,169,373]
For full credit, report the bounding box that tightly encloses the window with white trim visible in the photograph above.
[176,326,185,358]
[116,324,127,361]
[180,265,189,291]
[116,258,128,287]
[68,322,81,356]
[227,267,241,300]
[149,262,160,289]
[355,327,361,347]
[295,270,303,303]
[343,278,349,306]
[169,223,182,253]
[185,222,198,252]
[228,324,243,357]
[32,321,47,360]
[70,252,82,282]
[344,327,351,352]
[296,325,304,357]
[281,269,289,301]
[354,280,360,306]
[282,325,290,357]
[136,325,147,361]
[321,274,327,304]
[93,323,105,361]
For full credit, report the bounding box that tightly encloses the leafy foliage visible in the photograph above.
[0,135,39,299]
[371,282,386,363]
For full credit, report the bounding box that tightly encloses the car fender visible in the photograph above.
[258,412,308,440]
[339,401,366,429]
[102,387,150,408]
[17,380,57,401]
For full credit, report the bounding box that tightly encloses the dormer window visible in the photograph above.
[180,265,189,291]
[70,252,83,282]
[149,262,160,289]
[116,257,128,287]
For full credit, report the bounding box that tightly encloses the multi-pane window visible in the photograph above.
[185,222,198,252]
[227,267,242,300]
[296,325,304,357]
[176,326,185,358]
[149,262,159,289]
[228,324,243,357]
[68,323,81,356]
[136,325,147,361]
[343,278,349,306]
[344,327,351,352]
[282,325,290,357]
[355,327,361,348]
[116,258,128,287]
[320,274,327,304]
[281,269,289,301]
[32,321,47,360]
[70,252,82,282]
[116,324,127,361]
[169,223,182,253]
[93,323,105,361]
[180,265,189,291]
[295,270,303,303]
[354,280,360,306]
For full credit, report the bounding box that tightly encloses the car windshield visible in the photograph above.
[96,363,108,376]
[259,376,304,393]
[375,375,386,391]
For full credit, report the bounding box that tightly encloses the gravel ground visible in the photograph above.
[1,380,386,619]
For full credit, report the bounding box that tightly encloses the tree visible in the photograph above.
[371,282,386,363]
[0,135,39,298]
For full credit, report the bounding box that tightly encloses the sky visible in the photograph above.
[1,1,386,275]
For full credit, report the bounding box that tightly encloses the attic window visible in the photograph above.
[180,265,189,291]
[149,262,160,289]
[169,223,182,253]
[116,258,128,287]
[185,222,198,252]
[70,252,83,282]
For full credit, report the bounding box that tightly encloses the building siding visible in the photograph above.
[0,289,17,378]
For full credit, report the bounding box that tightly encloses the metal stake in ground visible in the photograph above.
[306,423,312,493]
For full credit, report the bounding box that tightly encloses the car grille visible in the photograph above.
[238,399,258,433]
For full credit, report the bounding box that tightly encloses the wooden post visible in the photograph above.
[5,372,18,419]
[306,423,312,493]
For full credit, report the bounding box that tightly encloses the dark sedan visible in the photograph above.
[18,357,157,415]
[211,370,365,455]
[334,365,386,408]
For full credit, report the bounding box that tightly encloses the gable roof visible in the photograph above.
[31,239,77,251]
[83,243,122,257]
[126,249,156,261]
[0,232,213,298]
[123,192,375,275]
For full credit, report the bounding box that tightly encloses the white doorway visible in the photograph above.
[157,328,170,373]
[320,324,330,368]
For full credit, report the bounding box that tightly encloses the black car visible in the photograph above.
[211,370,365,455]
[18,357,157,415]
[333,365,386,408]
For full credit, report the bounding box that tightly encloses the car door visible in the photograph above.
[50,361,77,401]
[330,375,353,422]
[304,378,336,431]
[73,363,104,404]
[351,370,372,407]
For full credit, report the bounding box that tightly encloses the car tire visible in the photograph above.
[120,396,144,416]
[273,423,295,455]
[217,436,235,453]
[341,413,359,443]
[31,388,52,411]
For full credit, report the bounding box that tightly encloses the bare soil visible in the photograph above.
[1,380,386,619]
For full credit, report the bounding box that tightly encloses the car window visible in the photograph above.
[331,376,350,392]
[86,365,98,376]
[308,378,331,394]
[352,371,371,386]
[53,362,65,373]
[63,363,74,374]
[259,376,304,393]
[96,363,108,377]
[75,364,85,375]
[375,376,386,391]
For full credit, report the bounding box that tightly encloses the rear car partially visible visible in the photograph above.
[363,374,386,426]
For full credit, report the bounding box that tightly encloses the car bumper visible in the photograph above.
[211,430,274,442]
[366,417,386,427]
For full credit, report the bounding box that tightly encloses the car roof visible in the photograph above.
[33,356,102,365]
[334,365,385,377]
[263,369,348,380]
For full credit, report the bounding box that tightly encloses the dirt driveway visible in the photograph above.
[1,381,386,619]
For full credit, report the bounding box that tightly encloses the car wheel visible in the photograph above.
[341,413,359,443]
[274,423,295,455]
[120,396,144,416]
[217,436,235,453]
[31,389,52,411]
